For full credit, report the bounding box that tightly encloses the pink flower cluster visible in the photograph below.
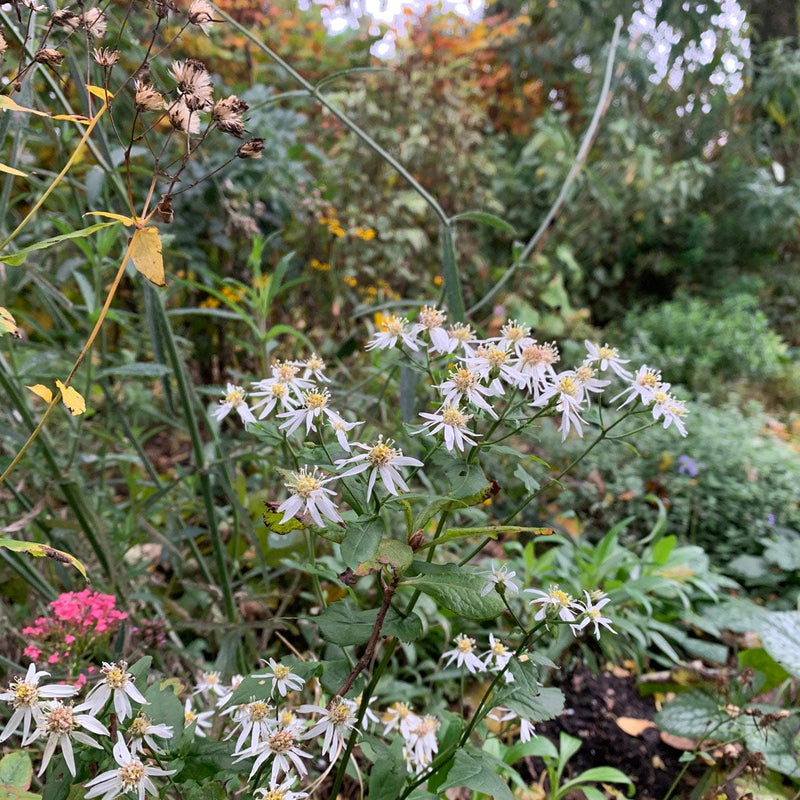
[22,590,126,665]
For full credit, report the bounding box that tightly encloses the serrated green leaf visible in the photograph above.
[655,691,734,739]
[364,735,407,800]
[262,508,305,535]
[439,748,514,800]
[341,517,384,568]
[355,538,414,576]
[756,611,800,679]
[496,660,564,723]
[405,561,504,620]
[0,752,33,789]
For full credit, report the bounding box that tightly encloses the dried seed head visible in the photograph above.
[79,8,107,39]
[92,47,119,67]
[134,80,165,112]
[35,48,64,67]
[169,58,213,110]
[212,96,248,137]
[188,0,217,32]
[156,194,174,224]
[0,32,7,56]
[51,9,80,29]
[168,99,200,134]
[236,138,264,159]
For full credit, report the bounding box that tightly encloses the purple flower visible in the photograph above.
[677,455,699,478]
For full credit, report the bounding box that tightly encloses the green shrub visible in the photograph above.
[620,293,788,393]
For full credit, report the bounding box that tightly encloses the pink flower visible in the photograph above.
[23,646,42,661]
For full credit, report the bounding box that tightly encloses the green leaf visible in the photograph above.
[341,517,384,568]
[0,222,119,266]
[0,752,33,789]
[450,210,516,235]
[96,362,172,379]
[502,735,559,764]
[497,660,565,723]
[560,766,633,791]
[514,463,540,494]
[738,648,791,693]
[756,611,800,680]
[0,538,87,579]
[354,538,414,577]
[143,679,184,746]
[655,691,733,739]
[318,601,421,645]
[439,747,514,800]
[363,735,408,800]
[262,507,305,535]
[405,561,504,620]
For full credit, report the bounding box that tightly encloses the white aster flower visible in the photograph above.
[416,404,479,452]
[509,340,560,396]
[193,670,226,699]
[584,341,631,378]
[297,352,329,383]
[381,701,418,739]
[127,713,174,756]
[228,698,275,752]
[329,417,362,452]
[486,707,536,741]
[213,383,256,424]
[612,365,665,409]
[533,372,588,440]
[24,700,108,777]
[466,344,520,386]
[79,661,147,722]
[651,389,688,437]
[277,467,343,527]
[254,659,305,698]
[216,674,244,709]
[250,380,298,419]
[497,319,535,350]
[574,591,616,639]
[236,721,311,782]
[443,322,479,356]
[84,733,174,800]
[183,698,214,737]
[442,633,485,674]
[527,584,582,623]
[277,386,344,435]
[253,778,309,800]
[299,696,357,759]
[336,436,423,500]
[481,561,520,597]
[482,634,513,680]
[572,363,611,406]
[414,306,450,353]
[404,714,440,768]
[365,315,421,352]
[438,366,504,419]
[0,664,78,743]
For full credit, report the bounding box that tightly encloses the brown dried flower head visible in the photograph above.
[168,98,200,134]
[35,48,64,67]
[51,9,80,29]
[212,95,249,137]
[79,8,107,39]
[0,31,7,56]
[188,0,217,33]
[92,47,119,67]
[169,58,213,111]
[236,138,264,159]
[134,80,165,112]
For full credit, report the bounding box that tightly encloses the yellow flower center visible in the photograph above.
[598,345,618,360]
[279,710,295,727]
[575,365,594,383]
[249,700,271,721]
[520,343,559,367]
[456,636,475,653]
[368,440,398,467]
[273,664,291,680]
[307,354,325,371]
[274,362,299,381]
[491,641,508,656]
[184,710,196,725]
[441,406,469,427]
[448,324,474,342]
[328,698,353,726]
[261,791,286,800]
[551,588,572,606]
[486,347,508,368]
[305,390,328,410]
[129,715,151,737]
[10,680,38,708]
[381,316,405,336]
[416,715,439,735]
[450,368,477,392]
[267,727,296,754]
[557,377,579,397]
[419,307,445,328]
[104,665,128,690]
[225,388,245,407]
[45,704,75,735]
[653,390,670,405]
[501,323,527,342]
[290,470,323,497]
[271,382,288,398]
[118,761,146,789]
[638,369,661,388]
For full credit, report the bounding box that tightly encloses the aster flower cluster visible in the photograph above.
[21,590,127,667]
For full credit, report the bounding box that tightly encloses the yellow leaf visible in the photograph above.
[86,84,114,100]
[55,380,86,416]
[0,307,20,337]
[27,384,53,403]
[0,163,27,177]
[84,211,134,226]
[616,717,655,737]
[0,537,87,579]
[0,96,50,117]
[130,227,165,286]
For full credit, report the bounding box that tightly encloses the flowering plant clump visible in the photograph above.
[21,591,127,669]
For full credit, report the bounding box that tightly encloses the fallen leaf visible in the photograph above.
[27,384,53,403]
[0,163,27,177]
[55,380,86,416]
[616,717,655,737]
[0,307,21,337]
[660,731,698,751]
[129,227,165,286]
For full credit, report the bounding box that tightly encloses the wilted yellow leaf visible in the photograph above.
[27,384,53,403]
[0,96,50,117]
[85,211,134,226]
[55,380,86,416]
[0,307,20,337]
[130,227,165,286]
[0,537,87,578]
[0,163,27,177]
[616,717,655,737]
[86,84,114,101]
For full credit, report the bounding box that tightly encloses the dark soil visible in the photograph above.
[533,666,697,799]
